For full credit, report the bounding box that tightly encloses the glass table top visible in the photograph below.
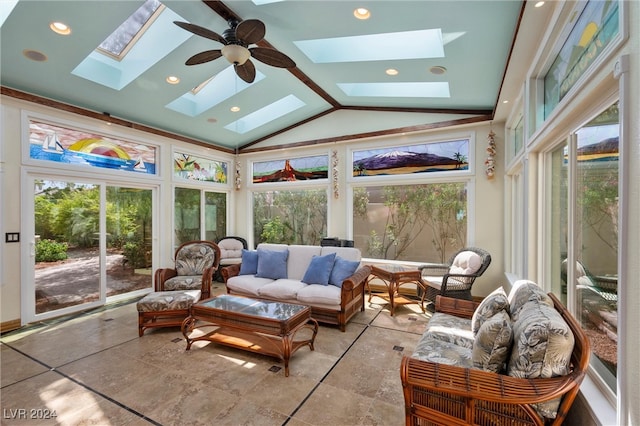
[198,295,307,321]
[372,264,415,273]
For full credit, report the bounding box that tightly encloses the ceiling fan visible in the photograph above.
[174,19,296,83]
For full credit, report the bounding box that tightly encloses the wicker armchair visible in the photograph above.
[400,294,591,426]
[154,240,220,300]
[419,247,491,308]
[214,236,248,281]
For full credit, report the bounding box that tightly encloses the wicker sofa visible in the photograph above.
[400,280,590,425]
[221,243,371,331]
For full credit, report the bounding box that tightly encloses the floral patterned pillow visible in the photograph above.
[507,302,575,418]
[508,280,553,321]
[472,310,513,373]
[471,286,510,335]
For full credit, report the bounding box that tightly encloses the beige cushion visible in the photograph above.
[449,251,482,275]
[472,310,513,373]
[471,286,510,335]
[286,245,322,280]
[296,284,341,306]
[320,246,362,262]
[226,275,274,296]
[218,238,245,259]
[259,279,308,299]
[423,276,467,291]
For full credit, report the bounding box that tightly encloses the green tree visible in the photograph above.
[49,184,100,247]
[354,183,466,261]
[254,190,327,245]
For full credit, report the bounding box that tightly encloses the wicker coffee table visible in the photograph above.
[181,295,318,376]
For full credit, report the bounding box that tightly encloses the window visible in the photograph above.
[28,120,157,175]
[252,189,328,245]
[352,182,467,262]
[548,102,618,392]
[543,0,619,120]
[174,152,228,183]
[174,188,227,247]
[97,0,163,59]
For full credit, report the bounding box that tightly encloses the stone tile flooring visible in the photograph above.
[1,283,430,425]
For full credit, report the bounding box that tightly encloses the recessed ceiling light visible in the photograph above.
[23,49,47,62]
[353,8,370,20]
[166,76,180,84]
[503,100,509,104]
[230,106,240,112]
[534,1,545,7]
[50,21,71,35]
[386,68,399,76]
[429,65,447,75]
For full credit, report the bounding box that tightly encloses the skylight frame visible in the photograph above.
[96,0,164,61]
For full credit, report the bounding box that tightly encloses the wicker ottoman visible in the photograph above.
[137,290,201,336]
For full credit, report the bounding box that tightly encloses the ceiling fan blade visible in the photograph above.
[250,47,296,68]
[235,60,256,83]
[174,21,227,45]
[185,50,223,65]
[235,19,266,45]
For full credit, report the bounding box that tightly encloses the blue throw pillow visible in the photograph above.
[329,256,360,288]
[302,253,336,285]
[256,249,289,279]
[238,249,259,275]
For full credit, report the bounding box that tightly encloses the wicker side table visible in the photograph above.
[366,264,426,316]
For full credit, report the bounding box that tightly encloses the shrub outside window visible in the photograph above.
[352,182,467,262]
[253,189,328,245]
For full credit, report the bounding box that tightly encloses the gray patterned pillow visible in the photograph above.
[472,310,513,373]
[471,286,509,335]
[508,280,553,321]
[412,336,474,369]
[507,302,575,418]
[424,312,474,349]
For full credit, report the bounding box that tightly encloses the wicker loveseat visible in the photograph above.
[221,243,371,331]
[400,280,590,425]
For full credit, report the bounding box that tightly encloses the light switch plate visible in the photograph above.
[5,233,19,243]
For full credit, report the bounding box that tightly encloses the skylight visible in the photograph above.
[294,29,444,63]
[224,95,305,134]
[338,82,450,98]
[166,67,265,117]
[98,0,162,59]
[71,3,190,90]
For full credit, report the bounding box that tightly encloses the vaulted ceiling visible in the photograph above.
[1,1,551,153]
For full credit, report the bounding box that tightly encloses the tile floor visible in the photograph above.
[1,283,430,426]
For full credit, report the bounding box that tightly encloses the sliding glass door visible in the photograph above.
[27,176,154,321]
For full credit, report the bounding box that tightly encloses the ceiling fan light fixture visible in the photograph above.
[222,44,251,65]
